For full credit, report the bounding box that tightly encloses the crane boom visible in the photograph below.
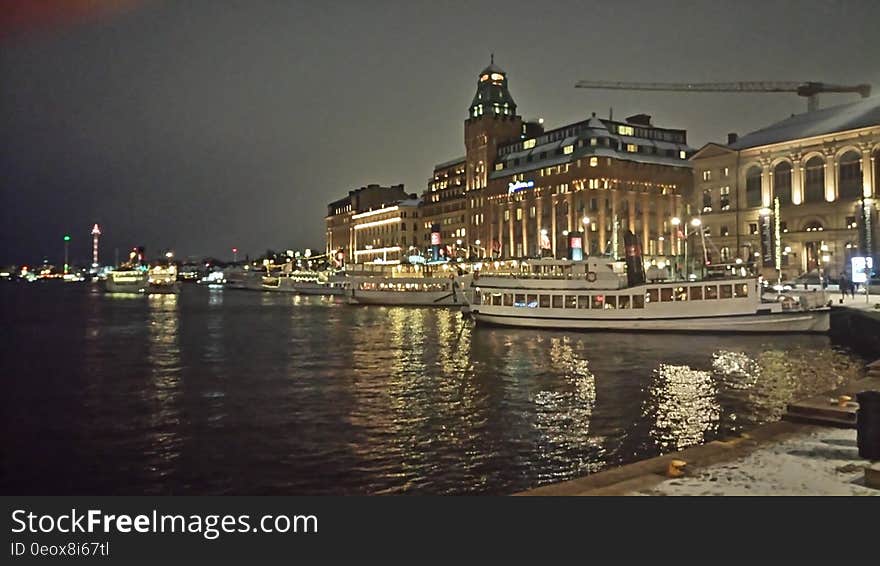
[574,80,872,111]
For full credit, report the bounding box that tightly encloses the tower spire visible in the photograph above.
[490,52,494,65]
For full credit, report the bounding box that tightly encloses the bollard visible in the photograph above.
[856,391,880,460]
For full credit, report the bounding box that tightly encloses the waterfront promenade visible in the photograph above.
[519,297,880,496]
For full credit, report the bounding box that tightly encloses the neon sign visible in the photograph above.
[507,180,534,195]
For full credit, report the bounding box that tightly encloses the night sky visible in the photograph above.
[2,0,879,266]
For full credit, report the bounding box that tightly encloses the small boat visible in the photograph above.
[104,269,148,294]
[146,264,180,294]
[223,266,264,290]
[461,232,829,333]
[346,262,466,306]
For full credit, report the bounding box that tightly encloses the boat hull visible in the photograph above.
[347,288,464,306]
[470,308,830,333]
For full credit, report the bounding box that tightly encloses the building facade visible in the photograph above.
[325,184,420,264]
[420,59,694,263]
[689,97,880,281]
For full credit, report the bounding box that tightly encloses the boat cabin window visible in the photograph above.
[527,294,538,308]
[515,293,526,306]
[552,295,563,309]
[592,295,605,309]
[675,286,688,301]
[705,285,718,300]
[491,293,502,306]
[539,295,551,308]
[604,296,617,309]
[689,286,703,300]
[504,293,514,306]
[632,295,645,308]
[660,288,674,302]
[734,283,749,298]
[719,284,733,299]
[565,295,578,309]
[474,290,482,305]
[578,295,590,309]
[647,289,659,303]
[618,295,630,309]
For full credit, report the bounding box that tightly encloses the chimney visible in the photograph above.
[727,132,738,144]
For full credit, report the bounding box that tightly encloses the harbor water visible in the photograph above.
[0,283,867,495]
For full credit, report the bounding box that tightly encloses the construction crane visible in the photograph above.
[574,81,872,112]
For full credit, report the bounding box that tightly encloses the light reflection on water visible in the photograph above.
[0,284,867,495]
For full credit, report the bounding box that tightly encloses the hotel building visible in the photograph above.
[325,184,422,264]
[423,59,694,262]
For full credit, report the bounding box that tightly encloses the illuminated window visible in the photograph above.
[504,210,510,221]
[679,150,687,159]
[589,157,598,167]
[702,170,711,181]
[523,139,536,149]
[723,167,729,177]
[490,73,504,81]
[618,125,634,136]
[626,144,638,153]
[563,145,574,155]
[590,138,597,146]
[516,208,523,221]
[529,206,536,218]
[495,162,504,171]
[720,186,730,210]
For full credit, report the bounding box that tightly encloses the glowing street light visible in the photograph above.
[232,247,239,263]
[63,234,71,274]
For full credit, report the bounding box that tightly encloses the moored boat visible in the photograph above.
[461,234,829,333]
[104,269,148,294]
[346,262,466,306]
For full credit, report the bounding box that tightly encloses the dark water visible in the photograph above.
[0,283,867,495]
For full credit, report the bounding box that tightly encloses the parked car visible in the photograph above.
[766,271,839,293]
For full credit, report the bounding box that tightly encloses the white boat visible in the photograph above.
[223,266,264,290]
[104,269,148,294]
[146,264,180,294]
[462,255,830,333]
[260,270,345,295]
[346,262,466,306]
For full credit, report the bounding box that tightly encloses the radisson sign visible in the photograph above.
[507,180,534,195]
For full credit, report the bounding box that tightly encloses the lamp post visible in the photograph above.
[63,235,71,274]
[688,218,703,279]
[671,217,681,278]
[582,217,591,256]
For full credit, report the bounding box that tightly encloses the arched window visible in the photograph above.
[773,162,792,204]
[745,166,762,208]
[838,151,862,199]
[804,156,825,203]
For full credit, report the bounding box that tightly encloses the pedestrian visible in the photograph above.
[840,273,849,302]
[851,277,857,299]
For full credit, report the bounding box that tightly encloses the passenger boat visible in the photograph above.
[104,269,148,294]
[146,264,180,294]
[346,262,466,306]
[223,266,264,290]
[261,270,345,295]
[462,233,830,333]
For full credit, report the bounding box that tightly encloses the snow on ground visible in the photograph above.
[643,428,879,496]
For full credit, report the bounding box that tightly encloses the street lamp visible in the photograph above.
[63,235,71,274]
[582,217,590,255]
[232,247,238,263]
